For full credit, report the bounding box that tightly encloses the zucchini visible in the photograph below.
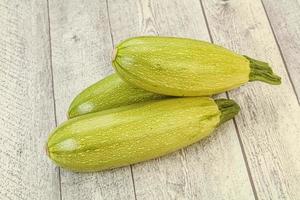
[47,97,239,172]
[112,36,281,96]
[68,73,167,118]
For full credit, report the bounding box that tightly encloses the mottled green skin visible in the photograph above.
[48,97,222,172]
[68,73,166,118]
[113,36,250,96]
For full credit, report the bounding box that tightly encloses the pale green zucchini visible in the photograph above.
[68,73,167,119]
[47,97,239,172]
[112,36,281,96]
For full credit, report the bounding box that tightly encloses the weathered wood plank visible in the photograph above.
[108,0,255,199]
[0,0,60,199]
[262,0,300,102]
[48,0,135,199]
[201,0,300,199]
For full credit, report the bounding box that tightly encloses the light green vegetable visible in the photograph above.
[112,36,281,96]
[68,73,167,118]
[47,97,239,172]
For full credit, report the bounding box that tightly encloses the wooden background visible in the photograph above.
[0,0,299,199]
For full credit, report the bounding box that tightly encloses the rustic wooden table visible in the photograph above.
[1,0,299,199]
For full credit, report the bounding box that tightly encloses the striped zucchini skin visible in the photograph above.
[47,97,238,172]
[68,73,166,119]
[112,36,280,96]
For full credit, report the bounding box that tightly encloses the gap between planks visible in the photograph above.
[105,1,138,199]
[260,0,300,105]
[46,0,62,199]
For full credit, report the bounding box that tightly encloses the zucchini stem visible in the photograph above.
[246,56,281,85]
[215,99,240,124]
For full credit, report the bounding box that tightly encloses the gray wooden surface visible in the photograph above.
[0,0,299,199]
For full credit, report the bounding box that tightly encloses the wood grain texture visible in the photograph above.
[108,0,255,199]
[262,0,300,102]
[48,0,135,199]
[201,0,300,199]
[0,0,60,199]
